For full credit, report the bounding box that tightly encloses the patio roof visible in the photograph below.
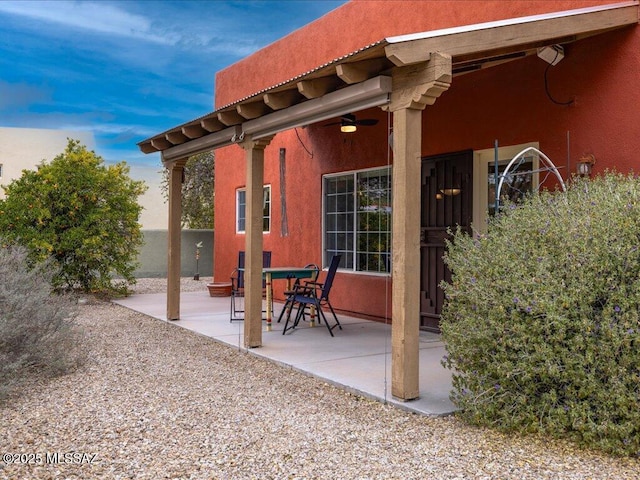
[138,1,638,162]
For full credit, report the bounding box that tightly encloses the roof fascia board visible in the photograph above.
[243,75,392,140]
[161,125,242,163]
[386,1,638,45]
[385,1,639,65]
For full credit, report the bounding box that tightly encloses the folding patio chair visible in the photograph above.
[276,263,320,324]
[230,250,272,322]
[283,254,342,336]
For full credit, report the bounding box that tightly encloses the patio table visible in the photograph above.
[240,266,316,331]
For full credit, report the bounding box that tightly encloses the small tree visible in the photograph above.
[161,151,214,229]
[0,139,146,294]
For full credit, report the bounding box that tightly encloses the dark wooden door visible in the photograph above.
[420,151,473,332]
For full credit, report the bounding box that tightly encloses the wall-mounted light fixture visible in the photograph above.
[440,188,461,196]
[577,153,596,177]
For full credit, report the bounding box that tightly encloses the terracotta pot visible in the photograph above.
[207,282,232,297]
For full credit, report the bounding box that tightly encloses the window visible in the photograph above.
[0,163,3,178]
[236,185,271,233]
[323,167,391,273]
[473,142,539,233]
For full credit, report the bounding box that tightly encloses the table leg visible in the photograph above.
[265,272,273,331]
[309,305,316,327]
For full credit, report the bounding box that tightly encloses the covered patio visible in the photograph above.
[137,1,638,403]
[113,290,455,416]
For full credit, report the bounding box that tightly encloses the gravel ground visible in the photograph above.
[1,279,639,479]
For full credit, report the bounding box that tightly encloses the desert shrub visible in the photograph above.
[441,172,640,456]
[0,139,146,295]
[0,241,85,401]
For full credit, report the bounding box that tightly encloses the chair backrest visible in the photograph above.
[305,263,320,283]
[237,251,272,288]
[319,255,341,300]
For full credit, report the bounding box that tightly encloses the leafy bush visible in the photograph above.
[0,139,147,295]
[441,172,640,457]
[0,241,85,401]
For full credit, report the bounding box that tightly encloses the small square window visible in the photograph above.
[236,185,271,234]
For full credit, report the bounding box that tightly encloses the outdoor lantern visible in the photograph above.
[577,154,596,177]
[440,188,461,196]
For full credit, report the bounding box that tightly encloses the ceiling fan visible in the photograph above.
[324,113,379,133]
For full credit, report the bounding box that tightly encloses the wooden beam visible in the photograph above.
[139,142,158,154]
[151,137,172,151]
[263,90,303,110]
[390,106,422,401]
[237,101,272,119]
[182,123,206,139]
[217,110,245,126]
[201,117,225,132]
[391,52,452,91]
[386,52,452,111]
[297,76,342,99]
[336,58,390,84]
[166,131,188,145]
[385,3,639,66]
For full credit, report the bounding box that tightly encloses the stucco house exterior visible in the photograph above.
[139,0,639,400]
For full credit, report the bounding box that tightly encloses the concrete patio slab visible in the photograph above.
[113,291,456,416]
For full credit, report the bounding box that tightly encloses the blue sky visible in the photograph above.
[0,0,346,167]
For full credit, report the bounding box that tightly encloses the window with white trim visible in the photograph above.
[236,185,271,233]
[323,167,391,273]
[473,142,539,233]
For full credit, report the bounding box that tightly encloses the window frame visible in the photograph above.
[473,142,539,233]
[322,166,392,275]
[236,185,271,234]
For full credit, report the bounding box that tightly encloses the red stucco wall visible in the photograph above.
[215,0,623,108]
[213,0,640,321]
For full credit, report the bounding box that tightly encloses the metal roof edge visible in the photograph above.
[385,1,639,44]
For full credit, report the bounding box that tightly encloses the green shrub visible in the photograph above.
[441,172,640,457]
[0,241,85,401]
[0,139,146,295]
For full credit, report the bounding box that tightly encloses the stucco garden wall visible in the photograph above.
[135,229,213,278]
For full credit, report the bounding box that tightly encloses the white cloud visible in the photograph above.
[0,0,262,56]
[0,1,179,45]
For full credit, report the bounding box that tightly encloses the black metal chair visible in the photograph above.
[276,263,320,324]
[230,251,272,322]
[283,255,342,336]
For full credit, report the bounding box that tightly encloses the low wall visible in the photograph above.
[134,229,214,278]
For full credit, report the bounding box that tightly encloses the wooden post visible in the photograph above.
[390,107,422,400]
[384,52,452,400]
[166,159,186,321]
[240,135,273,348]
